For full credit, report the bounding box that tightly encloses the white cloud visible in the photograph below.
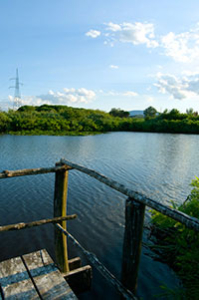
[106,22,122,32]
[86,30,101,38]
[123,91,138,97]
[109,65,119,69]
[155,72,199,100]
[39,88,96,104]
[8,95,13,102]
[19,96,51,107]
[86,22,199,63]
[13,88,96,107]
[99,90,138,97]
[187,78,199,94]
[161,25,199,62]
[105,22,159,48]
[182,71,199,77]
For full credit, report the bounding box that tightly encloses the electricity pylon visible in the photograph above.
[9,68,23,110]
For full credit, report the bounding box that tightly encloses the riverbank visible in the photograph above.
[5,130,102,136]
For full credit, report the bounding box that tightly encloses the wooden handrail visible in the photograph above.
[1,158,198,296]
[60,158,199,232]
[0,215,77,232]
[0,165,72,179]
[1,160,198,231]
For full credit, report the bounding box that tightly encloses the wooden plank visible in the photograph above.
[60,158,199,232]
[68,257,81,271]
[122,198,145,294]
[23,250,77,299]
[0,256,39,299]
[64,265,92,294]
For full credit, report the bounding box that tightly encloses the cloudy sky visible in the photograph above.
[1,0,199,112]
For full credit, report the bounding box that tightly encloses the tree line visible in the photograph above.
[0,104,199,135]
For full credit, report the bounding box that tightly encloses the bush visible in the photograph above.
[149,178,199,299]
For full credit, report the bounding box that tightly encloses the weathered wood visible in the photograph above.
[55,223,137,300]
[122,198,145,294]
[22,249,77,299]
[54,166,69,273]
[0,165,72,179]
[0,215,76,232]
[64,265,92,294]
[0,256,39,299]
[60,158,199,232]
[68,257,81,271]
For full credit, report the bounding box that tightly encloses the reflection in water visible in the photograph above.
[0,132,198,299]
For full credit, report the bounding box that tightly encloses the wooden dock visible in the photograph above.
[1,159,199,298]
[0,249,77,299]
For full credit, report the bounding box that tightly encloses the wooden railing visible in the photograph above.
[1,158,199,299]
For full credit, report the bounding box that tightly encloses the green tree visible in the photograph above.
[144,106,157,119]
[109,108,130,118]
[168,108,180,119]
[186,108,194,115]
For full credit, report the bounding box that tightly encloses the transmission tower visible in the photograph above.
[9,68,23,110]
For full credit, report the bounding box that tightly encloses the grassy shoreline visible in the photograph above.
[5,130,103,136]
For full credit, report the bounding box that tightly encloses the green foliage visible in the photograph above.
[150,178,199,299]
[0,105,126,135]
[109,108,130,118]
[1,104,199,135]
[0,111,11,132]
[18,105,36,112]
[144,106,157,119]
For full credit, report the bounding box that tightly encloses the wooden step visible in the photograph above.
[0,249,77,299]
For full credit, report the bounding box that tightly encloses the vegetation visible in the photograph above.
[0,104,199,135]
[144,106,157,119]
[0,105,123,135]
[149,178,199,299]
[109,108,130,118]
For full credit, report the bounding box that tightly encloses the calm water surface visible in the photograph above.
[0,132,198,299]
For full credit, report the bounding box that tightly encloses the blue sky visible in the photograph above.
[1,0,199,112]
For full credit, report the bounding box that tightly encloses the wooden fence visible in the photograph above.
[0,158,199,298]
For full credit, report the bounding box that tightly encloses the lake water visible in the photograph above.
[0,132,198,299]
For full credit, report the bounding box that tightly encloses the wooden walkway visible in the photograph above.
[0,249,77,299]
[1,160,199,298]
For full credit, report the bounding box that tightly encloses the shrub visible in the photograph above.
[149,178,199,299]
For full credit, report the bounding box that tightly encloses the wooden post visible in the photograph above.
[54,165,69,273]
[122,197,145,294]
